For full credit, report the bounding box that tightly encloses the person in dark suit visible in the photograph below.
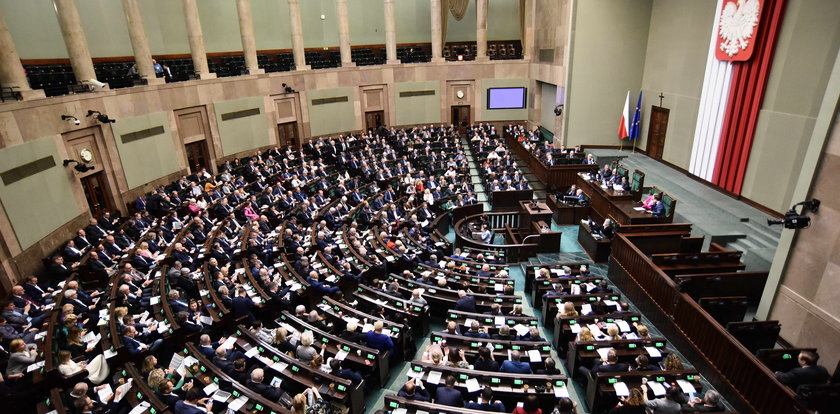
[85,218,108,243]
[23,276,51,305]
[499,350,533,374]
[329,359,363,385]
[397,378,431,402]
[246,368,285,402]
[647,193,665,217]
[157,379,189,407]
[174,388,213,414]
[341,321,367,345]
[581,348,629,379]
[454,290,477,313]
[168,290,189,313]
[435,375,464,407]
[365,321,394,354]
[47,256,77,284]
[775,351,831,390]
[121,325,162,355]
[465,387,506,412]
[231,288,258,323]
[63,240,84,261]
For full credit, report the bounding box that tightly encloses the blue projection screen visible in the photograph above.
[487,87,527,109]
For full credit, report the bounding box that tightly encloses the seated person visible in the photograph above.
[647,193,665,217]
[641,192,659,210]
[473,346,499,372]
[774,351,830,390]
[466,386,506,412]
[462,321,490,339]
[340,321,367,345]
[536,357,562,375]
[580,348,630,379]
[499,350,532,374]
[682,390,724,412]
[175,387,214,414]
[365,321,394,354]
[329,359,363,385]
[397,378,430,402]
[517,326,543,342]
[435,375,464,407]
[246,368,285,402]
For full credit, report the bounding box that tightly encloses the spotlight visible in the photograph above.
[61,115,80,125]
[86,110,116,123]
[62,159,95,173]
[282,83,294,94]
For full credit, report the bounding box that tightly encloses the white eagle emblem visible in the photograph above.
[718,0,760,57]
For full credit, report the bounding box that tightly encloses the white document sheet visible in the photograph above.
[613,381,630,397]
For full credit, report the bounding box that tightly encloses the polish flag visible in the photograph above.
[618,91,630,140]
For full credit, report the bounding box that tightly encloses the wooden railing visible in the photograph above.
[609,233,804,414]
[504,133,595,189]
[454,212,538,262]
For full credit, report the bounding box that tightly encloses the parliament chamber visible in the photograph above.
[0,1,839,414]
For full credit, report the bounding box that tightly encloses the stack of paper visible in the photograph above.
[203,382,219,396]
[613,381,630,397]
[465,378,481,393]
[96,384,113,403]
[426,370,442,385]
[554,384,569,398]
[228,395,249,411]
[645,346,662,358]
[128,402,150,414]
[648,381,666,396]
[676,379,696,394]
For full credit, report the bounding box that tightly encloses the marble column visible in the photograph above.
[430,0,444,62]
[235,0,264,74]
[336,0,354,67]
[53,0,97,85]
[121,0,163,85]
[383,0,399,64]
[475,0,489,61]
[0,11,44,99]
[522,0,535,61]
[288,0,310,70]
[181,0,216,79]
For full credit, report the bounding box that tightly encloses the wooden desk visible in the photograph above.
[532,221,561,253]
[577,221,611,262]
[519,200,552,229]
[547,194,591,224]
[576,174,665,225]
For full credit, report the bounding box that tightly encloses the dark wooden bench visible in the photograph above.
[675,271,769,305]
[726,320,781,354]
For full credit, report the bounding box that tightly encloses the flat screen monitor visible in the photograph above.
[487,87,526,109]
[563,196,579,205]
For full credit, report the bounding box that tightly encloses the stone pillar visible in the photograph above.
[383,0,399,64]
[522,0,535,61]
[235,0,264,74]
[336,0,354,67]
[121,0,163,85]
[430,0,444,62]
[181,0,216,79]
[53,0,97,84]
[475,0,489,61]
[0,11,44,99]
[288,0,310,70]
